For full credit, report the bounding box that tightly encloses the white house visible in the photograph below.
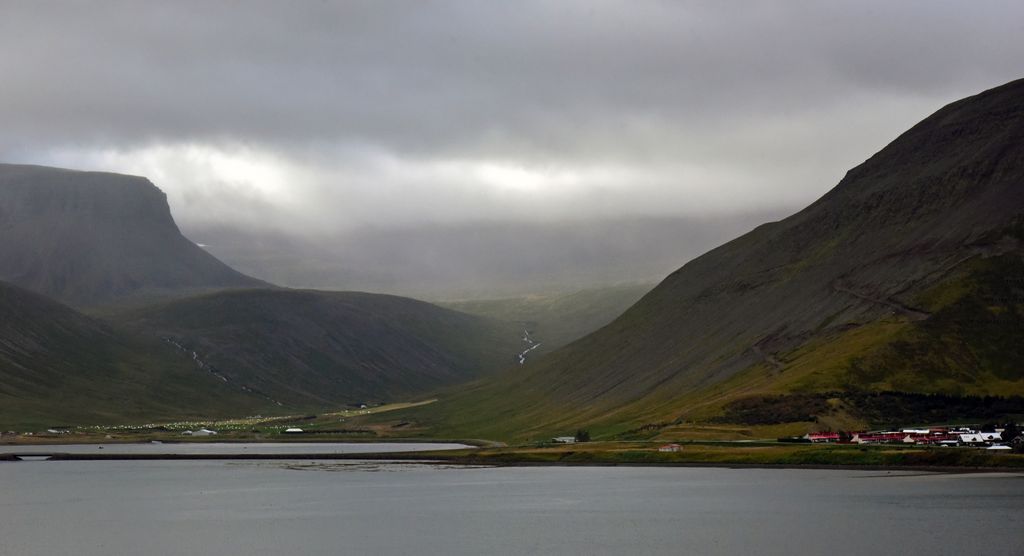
[193,428,217,436]
[552,436,576,444]
[959,433,985,445]
[284,428,304,434]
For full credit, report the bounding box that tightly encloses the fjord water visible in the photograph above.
[1,462,1021,556]
[0,441,470,455]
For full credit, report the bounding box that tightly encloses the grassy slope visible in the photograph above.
[439,283,653,355]
[0,282,269,429]
[354,79,1024,442]
[113,288,523,409]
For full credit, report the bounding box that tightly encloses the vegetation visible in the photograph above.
[0,278,525,429]
[716,392,1024,427]
[349,79,1024,442]
[0,281,270,429]
[6,82,1024,443]
[112,288,523,409]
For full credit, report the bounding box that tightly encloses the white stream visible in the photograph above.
[517,329,542,364]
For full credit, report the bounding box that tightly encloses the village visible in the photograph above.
[542,423,1023,453]
[803,424,1022,451]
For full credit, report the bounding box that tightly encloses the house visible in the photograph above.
[806,432,840,443]
[959,433,985,445]
[193,428,217,436]
[979,432,1002,442]
[908,433,959,445]
[852,432,904,444]
[284,427,304,434]
[658,443,682,452]
[552,436,576,444]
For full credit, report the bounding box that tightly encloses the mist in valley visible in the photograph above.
[5,2,1023,300]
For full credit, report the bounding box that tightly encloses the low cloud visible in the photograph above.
[2,1,1022,271]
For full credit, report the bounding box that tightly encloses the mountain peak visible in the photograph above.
[0,163,265,306]
[412,78,1024,439]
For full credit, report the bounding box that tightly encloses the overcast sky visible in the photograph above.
[2,1,1023,236]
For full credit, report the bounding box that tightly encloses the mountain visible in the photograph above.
[114,288,523,408]
[0,163,264,307]
[0,280,267,428]
[1,281,525,428]
[383,78,1024,441]
[0,163,531,426]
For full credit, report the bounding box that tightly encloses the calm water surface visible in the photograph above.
[1,461,1021,555]
[0,441,469,455]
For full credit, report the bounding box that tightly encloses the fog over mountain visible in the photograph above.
[188,214,786,298]
[3,2,1023,295]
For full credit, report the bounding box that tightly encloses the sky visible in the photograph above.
[2,1,1023,294]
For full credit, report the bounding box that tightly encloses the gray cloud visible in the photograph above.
[1,1,1022,289]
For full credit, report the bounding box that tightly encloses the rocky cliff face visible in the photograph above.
[0,164,264,306]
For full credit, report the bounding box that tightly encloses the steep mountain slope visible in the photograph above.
[388,78,1024,440]
[0,163,264,307]
[0,280,268,428]
[115,288,523,408]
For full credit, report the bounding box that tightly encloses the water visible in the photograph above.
[0,441,469,455]
[1,461,1021,555]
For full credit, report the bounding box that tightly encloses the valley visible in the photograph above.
[1,80,1023,452]
[6,6,1024,556]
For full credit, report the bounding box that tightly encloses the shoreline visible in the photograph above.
[2,450,1023,474]
[0,437,503,448]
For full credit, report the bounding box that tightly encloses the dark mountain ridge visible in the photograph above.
[113,288,522,409]
[0,163,264,306]
[0,164,528,427]
[0,280,525,427]
[0,279,268,427]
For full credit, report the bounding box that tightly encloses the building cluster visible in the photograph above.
[807,425,1018,449]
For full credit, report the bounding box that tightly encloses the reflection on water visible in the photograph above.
[229,461,496,472]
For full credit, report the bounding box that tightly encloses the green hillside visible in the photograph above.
[0,281,269,429]
[369,78,1024,442]
[114,288,523,409]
